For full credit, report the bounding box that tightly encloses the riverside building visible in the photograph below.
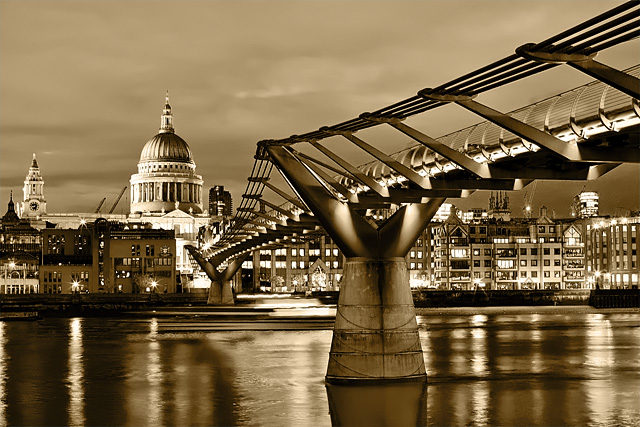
[0,193,41,294]
[240,201,639,293]
[40,220,176,294]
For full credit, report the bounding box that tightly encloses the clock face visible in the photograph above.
[30,201,39,211]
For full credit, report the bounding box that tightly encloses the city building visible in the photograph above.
[40,219,176,294]
[586,216,639,289]
[572,191,600,218]
[209,185,233,217]
[0,193,42,294]
[243,233,345,293]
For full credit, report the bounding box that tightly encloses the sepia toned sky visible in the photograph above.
[1,0,638,217]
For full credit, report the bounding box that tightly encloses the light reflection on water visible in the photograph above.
[0,309,638,426]
[67,318,84,427]
[0,322,6,427]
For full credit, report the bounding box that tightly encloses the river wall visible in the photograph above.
[2,289,638,315]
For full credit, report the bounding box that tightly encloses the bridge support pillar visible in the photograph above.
[264,144,446,384]
[208,279,235,305]
[327,257,425,383]
[185,246,249,306]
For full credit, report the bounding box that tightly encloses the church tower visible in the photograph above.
[22,153,47,218]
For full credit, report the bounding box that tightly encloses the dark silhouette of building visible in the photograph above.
[209,186,232,217]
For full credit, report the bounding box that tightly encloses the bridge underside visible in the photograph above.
[200,4,640,383]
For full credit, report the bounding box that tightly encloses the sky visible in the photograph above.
[1,0,638,218]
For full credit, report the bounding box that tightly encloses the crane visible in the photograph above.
[109,186,127,214]
[94,198,107,213]
[523,181,537,219]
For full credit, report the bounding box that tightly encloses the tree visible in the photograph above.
[133,273,152,293]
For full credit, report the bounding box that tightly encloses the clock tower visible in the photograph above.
[22,153,47,218]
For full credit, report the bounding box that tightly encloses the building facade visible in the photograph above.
[0,193,41,294]
[209,185,233,217]
[587,217,639,289]
[40,220,176,294]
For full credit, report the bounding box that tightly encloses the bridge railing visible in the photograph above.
[351,65,640,188]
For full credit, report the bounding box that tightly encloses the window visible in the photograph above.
[520,248,527,256]
[543,248,550,255]
[532,271,537,278]
[554,260,561,266]
[473,249,480,256]
[299,249,305,257]
[410,251,416,258]
[131,245,140,256]
[291,248,297,257]
[554,248,561,255]
[531,248,538,256]
[291,261,297,269]
[146,245,154,256]
[417,251,423,259]
[473,260,480,267]
[333,261,339,269]
[451,249,468,258]
[47,234,66,255]
[520,271,527,278]
[333,249,339,257]
[484,249,492,256]
[539,226,545,233]
[531,260,538,267]
[299,261,305,269]
[484,260,491,267]
[497,260,514,269]
[554,271,561,278]
[520,260,527,266]
[544,260,550,266]
[326,249,331,257]
[549,226,556,233]
[544,271,550,278]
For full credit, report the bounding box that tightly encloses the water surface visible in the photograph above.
[0,307,638,426]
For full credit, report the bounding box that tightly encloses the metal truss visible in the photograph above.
[206,2,639,265]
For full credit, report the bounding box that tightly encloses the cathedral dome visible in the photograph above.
[130,92,204,215]
[139,133,193,163]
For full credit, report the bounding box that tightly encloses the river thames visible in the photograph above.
[0,305,639,426]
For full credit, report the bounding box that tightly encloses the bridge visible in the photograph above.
[187,2,640,384]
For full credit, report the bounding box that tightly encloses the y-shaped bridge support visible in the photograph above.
[266,144,445,383]
[186,246,249,305]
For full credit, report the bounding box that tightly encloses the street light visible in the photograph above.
[72,281,79,294]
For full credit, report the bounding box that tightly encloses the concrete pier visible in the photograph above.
[326,257,425,383]
[207,280,235,305]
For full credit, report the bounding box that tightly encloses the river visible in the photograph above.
[0,305,638,426]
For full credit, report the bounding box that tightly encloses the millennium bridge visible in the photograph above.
[187,2,640,384]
